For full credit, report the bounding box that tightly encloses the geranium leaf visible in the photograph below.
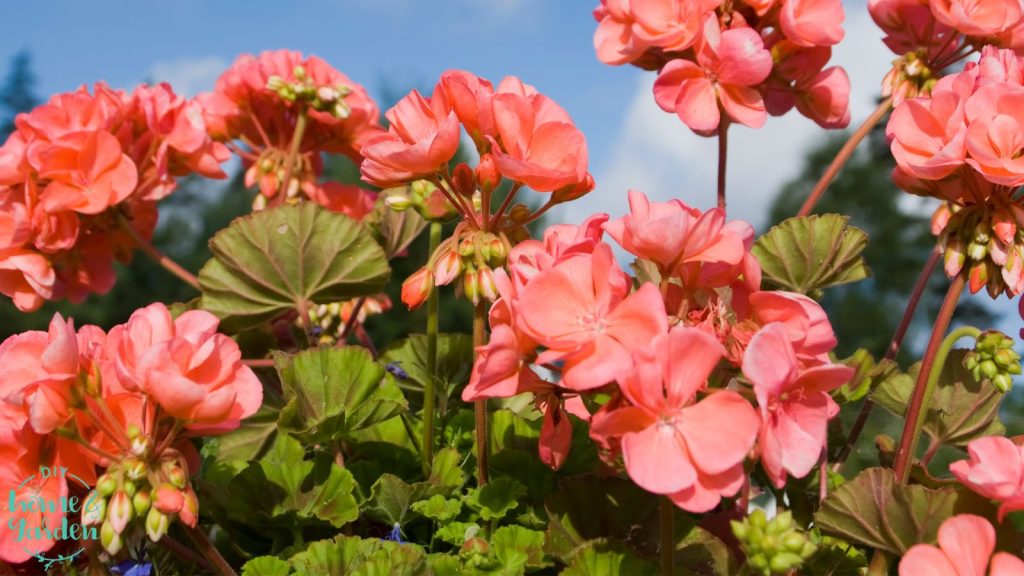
[490,526,548,574]
[240,556,292,576]
[411,494,462,523]
[562,540,658,576]
[226,434,359,529]
[380,333,473,398]
[286,535,428,576]
[465,477,528,522]
[873,349,1005,449]
[275,346,407,444]
[752,213,870,294]
[199,202,390,331]
[815,467,964,554]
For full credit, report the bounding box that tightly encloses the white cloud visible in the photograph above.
[576,3,892,233]
[148,56,228,97]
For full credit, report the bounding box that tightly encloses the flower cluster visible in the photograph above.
[593,0,852,133]
[199,50,382,213]
[0,83,229,311]
[0,304,261,562]
[464,190,853,510]
[369,71,595,311]
[889,46,1024,297]
[898,514,1024,575]
[871,0,1024,104]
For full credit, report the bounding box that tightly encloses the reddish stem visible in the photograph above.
[797,98,893,218]
[832,246,941,472]
[473,302,490,485]
[892,271,966,483]
[717,120,729,211]
[242,359,276,368]
[119,216,200,291]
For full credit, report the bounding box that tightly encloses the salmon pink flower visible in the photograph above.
[31,130,138,215]
[653,17,773,133]
[110,303,262,432]
[603,189,745,272]
[360,88,460,188]
[488,87,592,193]
[0,432,72,564]
[931,0,1022,37]
[0,250,55,312]
[743,322,853,487]
[439,70,496,148]
[305,181,376,219]
[629,0,711,53]
[515,243,668,390]
[950,435,1024,520]
[887,73,970,180]
[899,514,1024,576]
[964,84,1024,186]
[746,291,837,364]
[590,327,759,512]
[780,0,846,47]
[593,0,650,65]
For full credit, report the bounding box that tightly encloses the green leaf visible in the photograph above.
[562,540,658,576]
[436,522,482,546]
[465,477,528,522]
[241,556,292,576]
[674,525,734,576]
[275,346,407,444]
[199,202,390,331]
[411,494,462,523]
[367,188,428,259]
[490,525,547,574]
[227,434,359,529]
[873,349,1005,449]
[427,447,466,497]
[752,213,870,294]
[815,467,962,554]
[380,333,473,398]
[363,448,465,525]
[544,475,660,563]
[287,535,428,576]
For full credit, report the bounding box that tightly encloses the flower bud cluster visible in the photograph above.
[384,180,459,222]
[882,50,937,104]
[403,224,515,309]
[731,510,816,575]
[935,203,1024,298]
[268,64,353,119]
[964,331,1022,392]
[87,450,198,555]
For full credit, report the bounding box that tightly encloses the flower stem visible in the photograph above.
[422,222,442,476]
[717,120,729,211]
[473,301,489,485]
[660,497,674,575]
[279,107,308,198]
[832,246,941,473]
[183,524,237,576]
[892,271,967,483]
[118,215,200,291]
[797,98,893,218]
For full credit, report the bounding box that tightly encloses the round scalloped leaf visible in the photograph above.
[752,213,870,294]
[198,202,390,331]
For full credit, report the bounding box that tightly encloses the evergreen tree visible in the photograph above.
[0,50,39,138]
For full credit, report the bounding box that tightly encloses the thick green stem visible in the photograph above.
[892,272,967,483]
[660,497,675,575]
[422,222,442,476]
[867,551,890,576]
[473,302,489,485]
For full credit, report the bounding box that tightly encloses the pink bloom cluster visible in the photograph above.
[465,191,853,510]
[0,83,229,311]
[593,0,851,133]
[951,435,1024,520]
[362,70,593,198]
[0,304,261,563]
[199,50,382,216]
[888,47,1024,297]
[871,0,1024,105]
[899,514,1024,575]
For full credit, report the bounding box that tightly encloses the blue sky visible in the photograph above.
[3,1,1019,339]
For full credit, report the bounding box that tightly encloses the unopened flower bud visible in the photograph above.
[133,490,152,517]
[452,163,476,198]
[945,237,966,277]
[478,267,498,302]
[993,373,1014,393]
[551,174,595,205]
[180,487,199,528]
[146,508,170,542]
[968,241,988,261]
[153,483,184,515]
[463,267,480,305]
[108,490,134,534]
[124,457,147,480]
[508,204,531,222]
[385,193,413,212]
[401,267,434,311]
[475,154,500,193]
[433,248,463,286]
[101,520,123,555]
[96,474,117,497]
[82,492,106,527]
